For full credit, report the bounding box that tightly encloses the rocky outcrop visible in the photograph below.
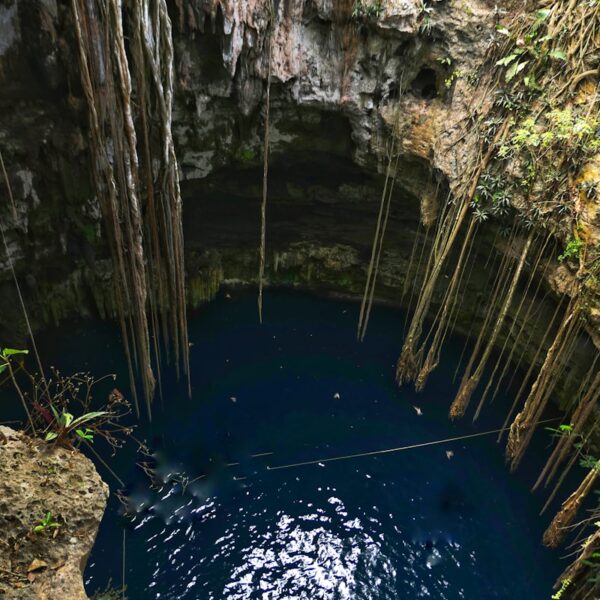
[0,0,500,333]
[0,426,108,600]
[0,0,596,373]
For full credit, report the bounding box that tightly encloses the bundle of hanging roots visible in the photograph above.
[71,0,190,417]
[355,0,600,594]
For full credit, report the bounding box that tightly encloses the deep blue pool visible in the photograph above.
[9,290,573,598]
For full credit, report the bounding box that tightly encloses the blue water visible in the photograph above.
[10,290,571,598]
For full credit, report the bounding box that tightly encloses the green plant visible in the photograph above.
[444,69,463,89]
[30,372,132,450]
[0,347,28,375]
[0,348,133,451]
[552,578,571,599]
[238,147,256,162]
[352,0,383,20]
[546,423,575,435]
[495,8,567,85]
[44,406,108,445]
[558,235,584,262]
[33,511,61,535]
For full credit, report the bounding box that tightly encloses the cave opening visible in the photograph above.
[410,67,439,100]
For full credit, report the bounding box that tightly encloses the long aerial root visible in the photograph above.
[543,468,598,548]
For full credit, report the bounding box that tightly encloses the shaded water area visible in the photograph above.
[5,290,573,599]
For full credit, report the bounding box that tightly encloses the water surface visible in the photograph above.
[10,290,570,599]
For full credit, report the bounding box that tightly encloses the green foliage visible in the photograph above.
[0,347,28,375]
[352,0,384,20]
[500,110,599,160]
[545,422,586,452]
[494,8,568,86]
[444,69,463,89]
[44,406,108,444]
[471,171,513,220]
[33,511,61,534]
[552,578,571,599]
[238,147,256,162]
[558,235,584,262]
[546,423,575,436]
[0,348,132,451]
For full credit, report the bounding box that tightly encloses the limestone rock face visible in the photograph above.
[0,0,596,357]
[0,426,109,600]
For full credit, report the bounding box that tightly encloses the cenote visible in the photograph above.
[15,290,569,599]
[2,2,600,598]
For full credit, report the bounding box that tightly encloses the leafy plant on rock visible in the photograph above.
[32,511,61,535]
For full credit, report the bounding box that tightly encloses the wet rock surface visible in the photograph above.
[0,426,108,600]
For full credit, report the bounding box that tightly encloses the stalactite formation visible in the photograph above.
[71,0,190,415]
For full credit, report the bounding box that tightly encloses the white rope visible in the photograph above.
[265,417,560,472]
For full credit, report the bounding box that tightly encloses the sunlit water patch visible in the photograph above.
[5,290,574,598]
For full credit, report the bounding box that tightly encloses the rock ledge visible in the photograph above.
[0,426,108,600]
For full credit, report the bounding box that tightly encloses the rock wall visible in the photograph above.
[0,0,596,384]
[0,426,109,599]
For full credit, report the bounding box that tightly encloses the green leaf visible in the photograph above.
[549,49,567,61]
[70,411,108,428]
[506,60,528,82]
[536,8,551,20]
[50,405,60,422]
[61,412,73,428]
[76,428,94,442]
[45,432,58,441]
[496,53,518,67]
[2,348,29,357]
[0,364,7,375]
[33,525,44,533]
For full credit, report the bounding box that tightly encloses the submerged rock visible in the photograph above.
[0,426,108,600]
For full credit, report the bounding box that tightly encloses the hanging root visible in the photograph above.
[466,233,533,420]
[506,298,581,471]
[415,218,478,392]
[449,378,477,420]
[543,468,598,548]
[72,0,189,411]
[555,529,600,599]
[396,118,510,387]
[534,371,600,492]
[396,343,423,385]
[258,0,274,324]
[357,105,402,342]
